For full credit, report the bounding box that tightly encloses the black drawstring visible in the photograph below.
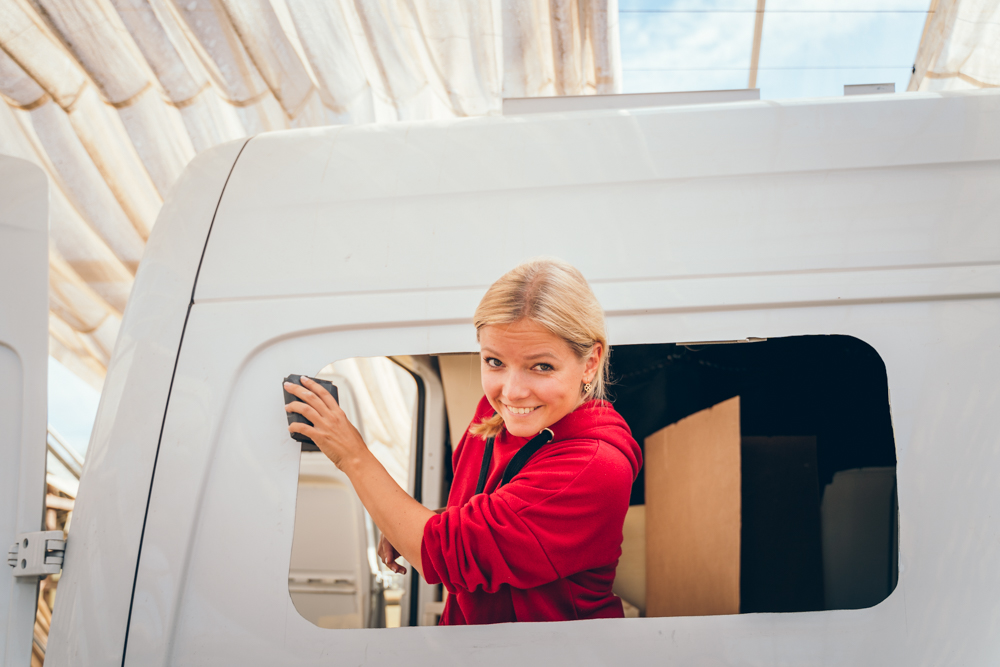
[474,437,495,495]
[475,428,555,494]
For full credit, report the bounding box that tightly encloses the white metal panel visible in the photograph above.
[85,89,1000,664]
[125,328,451,663]
[194,90,1000,304]
[502,89,761,114]
[45,138,249,667]
[0,155,48,667]
[845,84,896,96]
[125,289,1000,664]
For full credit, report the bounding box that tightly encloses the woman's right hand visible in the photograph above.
[378,534,407,575]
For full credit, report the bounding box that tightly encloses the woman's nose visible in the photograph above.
[503,372,531,401]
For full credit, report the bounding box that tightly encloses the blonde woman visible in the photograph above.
[285,258,642,624]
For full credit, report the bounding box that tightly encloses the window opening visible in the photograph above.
[606,335,898,615]
[288,356,418,629]
[288,336,897,629]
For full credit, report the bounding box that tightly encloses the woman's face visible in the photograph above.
[479,318,602,438]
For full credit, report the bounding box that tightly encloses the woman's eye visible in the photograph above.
[485,357,503,368]
[535,363,554,372]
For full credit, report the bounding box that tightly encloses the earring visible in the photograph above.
[583,381,592,393]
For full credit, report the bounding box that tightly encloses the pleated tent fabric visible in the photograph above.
[0,0,622,389]
[909,0,1000,92]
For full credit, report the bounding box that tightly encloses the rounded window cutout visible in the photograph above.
[287,337,898,628]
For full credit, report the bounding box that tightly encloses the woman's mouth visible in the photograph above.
[503,403,540,416]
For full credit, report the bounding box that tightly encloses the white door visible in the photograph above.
[122,308,449,663]
[0,155,49,665]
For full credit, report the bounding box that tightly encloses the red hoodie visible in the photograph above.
[420,396,642,625]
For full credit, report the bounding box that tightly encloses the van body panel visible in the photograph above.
[62,90,1000,663]
[126,294,1000,664]
[46,138,249,667]
[124,307,453,664]
[0,155,48,667]
[194,91,1000,304]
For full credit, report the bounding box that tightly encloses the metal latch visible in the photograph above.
[7,531,65,578]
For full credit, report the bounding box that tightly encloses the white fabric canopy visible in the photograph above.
[909,0,1000,92]
[0,0,621,389]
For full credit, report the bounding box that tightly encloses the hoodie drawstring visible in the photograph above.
[475,428,555,494]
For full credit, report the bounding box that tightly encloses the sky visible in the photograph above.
[48,357,100,459]
[619,0,931,99]
[45,1,933,464]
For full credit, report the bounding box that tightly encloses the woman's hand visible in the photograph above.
[286,376,434,576]
[377,534,407,575]
[284,377,367,471]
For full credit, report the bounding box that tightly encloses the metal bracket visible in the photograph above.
[7,531,65,579]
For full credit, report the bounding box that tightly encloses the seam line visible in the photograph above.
[119,137,251,667]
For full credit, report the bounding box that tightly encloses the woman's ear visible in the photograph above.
[584,343,604,381]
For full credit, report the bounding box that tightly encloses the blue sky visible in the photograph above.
[49,357,100,458]
[620,0,930,99]
[46,2,933,463]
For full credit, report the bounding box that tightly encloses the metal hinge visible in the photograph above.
[676,337,767,349]
[7,531,65,579]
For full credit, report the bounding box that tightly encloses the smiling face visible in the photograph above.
[479,318,603,438]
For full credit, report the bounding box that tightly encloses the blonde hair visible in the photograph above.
[470,257,609,439]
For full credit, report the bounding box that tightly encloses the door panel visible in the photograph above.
[0,344,31,666]
[125,302,451,664]
[45,138,250,667]
[0,155,48,667]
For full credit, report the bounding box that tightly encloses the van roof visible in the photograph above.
[194,90,1000,305]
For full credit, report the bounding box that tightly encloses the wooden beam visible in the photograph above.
[46,494,74,511]
[749,0,766,89]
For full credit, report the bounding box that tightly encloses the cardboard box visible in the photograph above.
[645,396,742,617]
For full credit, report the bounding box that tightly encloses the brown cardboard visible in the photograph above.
[437,353,485,448]
[645,396,741,617]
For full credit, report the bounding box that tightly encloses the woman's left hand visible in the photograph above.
[377,534,407,575]
[284,377,367,470]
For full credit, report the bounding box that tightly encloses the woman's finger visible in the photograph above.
[300,376,341,412]
[284,400,307,415]
[283,381,325,413]
[285,400,322,424]
[378,536,393,559]
[285,382,367,469]
[383,552,406,574]
[377,535,407,573]
[287,421,316,439]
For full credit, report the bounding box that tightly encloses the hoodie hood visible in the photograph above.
[547,399,643,480]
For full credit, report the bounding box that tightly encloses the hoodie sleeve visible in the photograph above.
[420,439,634,594]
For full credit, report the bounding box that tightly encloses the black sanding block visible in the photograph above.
[283,374,338,451]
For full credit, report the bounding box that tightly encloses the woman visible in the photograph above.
[285,258,641,624]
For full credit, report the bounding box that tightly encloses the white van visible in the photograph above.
[7,88,1000,665]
